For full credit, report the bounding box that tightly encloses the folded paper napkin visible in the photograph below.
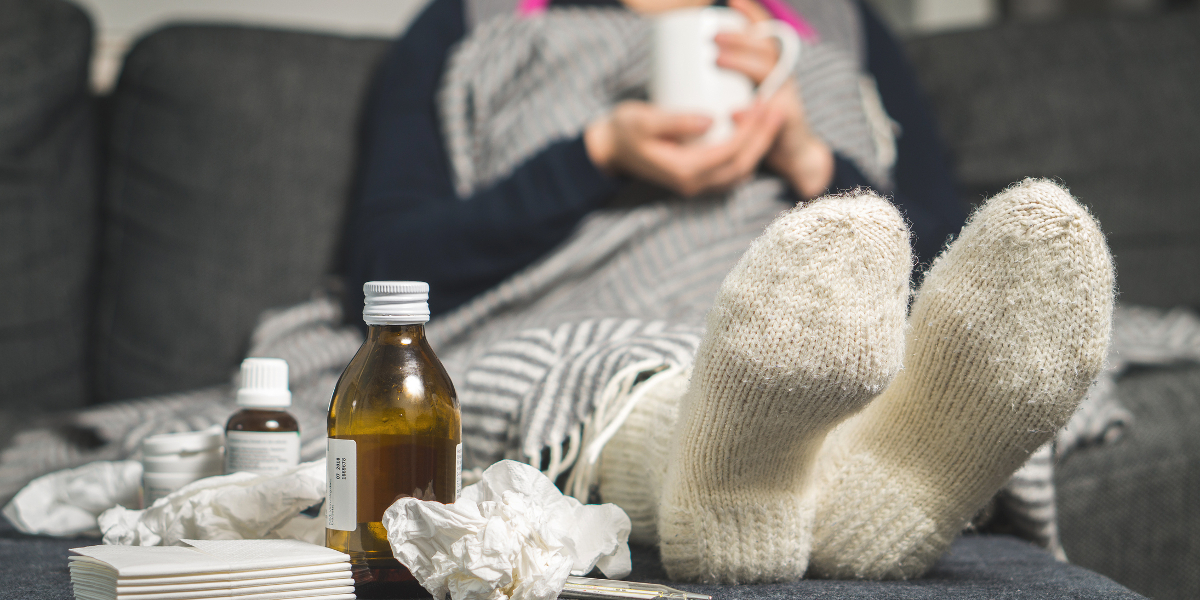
[69,538,354,600]
[98,461,326,546]
[383,460,631,600]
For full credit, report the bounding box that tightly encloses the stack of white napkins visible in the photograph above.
[68,539,355,600]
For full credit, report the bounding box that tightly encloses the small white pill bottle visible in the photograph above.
[141,428,224,507]
[224,357,301,477]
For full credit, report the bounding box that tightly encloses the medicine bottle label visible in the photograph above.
[225,431,300,477]
[327,438,357,531]
[456,443,463,498]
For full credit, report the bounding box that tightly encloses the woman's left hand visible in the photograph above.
[716,0,834,199]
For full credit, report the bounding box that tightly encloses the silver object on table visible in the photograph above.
[560,576,712,600]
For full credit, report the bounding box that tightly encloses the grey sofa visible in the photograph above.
[905,12,1200,600]
[1,0,1195,598]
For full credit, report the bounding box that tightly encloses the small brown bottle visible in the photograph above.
[225,358,300,476]
[326,282,461,599]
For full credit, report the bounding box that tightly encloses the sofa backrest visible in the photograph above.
[10,6,1198,408]
[94,25,389,403]
[0,0,98,412]
[906,9,1200,310]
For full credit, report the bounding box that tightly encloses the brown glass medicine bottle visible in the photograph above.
[326,281,461,599]
[225,358,300,476]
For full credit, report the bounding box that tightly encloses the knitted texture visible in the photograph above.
[598,366,690,545]
[657,192,912,583]
[807,179,1115,579]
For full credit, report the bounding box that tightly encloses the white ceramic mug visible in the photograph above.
[651,6,801,144]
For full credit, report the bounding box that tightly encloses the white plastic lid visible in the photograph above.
[237,357,292,408]
[362,281,430,325]
[142,427,224,456]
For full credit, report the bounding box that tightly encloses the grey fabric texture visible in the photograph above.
[466,0,521,31]
[904,9,1200,310]
[785,0,864,67]
[462,0,865,66]
[1056,363,1200,600]
[93,26,389,403]
[0,520,85,600]
[627,535,1145,599]
[0,0,97,412]
[0,518,1145,600]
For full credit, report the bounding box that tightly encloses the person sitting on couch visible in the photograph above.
[337,0,1115,584]
[341,0,965,321]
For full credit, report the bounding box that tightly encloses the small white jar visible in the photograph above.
[141,427,224,506]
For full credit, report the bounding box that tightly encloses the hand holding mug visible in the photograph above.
[584,0,828,198]
[650,2,800,144]
[585,99,787,197]
[719,0,833,199]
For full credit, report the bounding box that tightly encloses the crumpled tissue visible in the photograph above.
[382,460,632,600]
[98,459,326,546]
[2,460,143,537]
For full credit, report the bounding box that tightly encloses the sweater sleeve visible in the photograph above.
[342,0,621,320]
[827,1,966,269]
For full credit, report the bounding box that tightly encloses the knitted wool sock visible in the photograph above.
[598,366,690,545]
[657,192,912,583]
[806,179,1114,580]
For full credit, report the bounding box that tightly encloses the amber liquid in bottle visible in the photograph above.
[227,409,299,434]
[326,324,460,599]
[224,409,300,475]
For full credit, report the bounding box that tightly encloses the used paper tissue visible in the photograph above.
[383,460,632,600]
[98,460,326,546]
[3,460,142,537]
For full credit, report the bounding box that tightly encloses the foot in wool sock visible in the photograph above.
[656,192,912,583]
[806,179,1114,580]
[598,366,689,545]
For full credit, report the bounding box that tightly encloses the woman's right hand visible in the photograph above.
[585,100,786,197]
[716,0,834,200]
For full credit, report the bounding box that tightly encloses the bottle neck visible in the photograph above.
[366,323,427,345]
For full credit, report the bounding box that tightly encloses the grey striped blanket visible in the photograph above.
[0,2,1161,563]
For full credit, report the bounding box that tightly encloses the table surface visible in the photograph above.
[0,521,1144,600]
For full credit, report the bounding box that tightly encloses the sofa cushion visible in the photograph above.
[0,0,98,412]
[905,10,1200,309]
[95,26,389,402]
[1056,363,1200,600]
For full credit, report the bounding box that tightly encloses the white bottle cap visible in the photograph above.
[142,427,224,456]
[237,357,292,408]
[362,281,430,325]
